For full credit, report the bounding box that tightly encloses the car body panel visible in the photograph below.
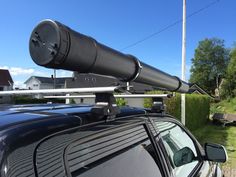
[0,104,224,177]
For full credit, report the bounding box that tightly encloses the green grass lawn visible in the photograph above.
[192,122,236,167]
[211,97,236,114]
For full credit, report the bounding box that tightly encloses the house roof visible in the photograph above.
[0,69,14,86]
[188,83,214,98]
[66,73,153,93]
[25,76,71,85]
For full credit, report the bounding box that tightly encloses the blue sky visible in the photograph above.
[0,0,235,88]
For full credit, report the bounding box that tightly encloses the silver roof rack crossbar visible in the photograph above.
[0,86,171,117]
[0,86,119,96]
[44,94,172,99]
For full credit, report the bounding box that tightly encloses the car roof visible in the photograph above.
[0,104,146,130]
[0,104,154,177]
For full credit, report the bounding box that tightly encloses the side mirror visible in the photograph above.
[173,147,195,167]
[205,143,228,163]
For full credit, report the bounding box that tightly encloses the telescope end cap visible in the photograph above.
[29,19,61,67]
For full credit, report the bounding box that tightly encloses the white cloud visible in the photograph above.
[34,70,51,76]
[0,66,35,76]
[13,81,26,89]
[56,70,73,77]
[0,66,72,77]
[0,66,73,89]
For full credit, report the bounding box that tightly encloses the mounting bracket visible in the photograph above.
[91,93,120,121]
[151,97,166,114]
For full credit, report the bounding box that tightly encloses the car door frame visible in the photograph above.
[147,114,214,177]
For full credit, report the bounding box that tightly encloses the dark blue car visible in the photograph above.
[0,103,227,177]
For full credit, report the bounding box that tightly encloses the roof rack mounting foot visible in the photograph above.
[151,97,166,114]
[91,93,120,121]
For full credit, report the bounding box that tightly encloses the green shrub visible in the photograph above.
[165,94,181,121]
[144,90,164,108]
[116,98,127,106]
[144,91,181,120]
[70,99,76,104]
[144,91,210,131]
[185,94,210,131]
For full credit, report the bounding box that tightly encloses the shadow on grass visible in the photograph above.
[192,121,236,167]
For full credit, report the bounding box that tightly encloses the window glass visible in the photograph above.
[155,121,199,177]
[66,124,162,177]
[76,144,162,177]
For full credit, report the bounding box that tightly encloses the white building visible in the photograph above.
[24,76,71,98]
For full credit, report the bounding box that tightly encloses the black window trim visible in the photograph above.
[144,121,170,177]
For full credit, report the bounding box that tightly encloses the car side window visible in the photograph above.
[63,123,163,177]
[155,121,200,177]
[77,143,162,177]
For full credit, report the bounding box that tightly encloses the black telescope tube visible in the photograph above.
[29,19,189,93]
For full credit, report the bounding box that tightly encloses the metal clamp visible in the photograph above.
[123,55,142,82]
[171,76,182,92]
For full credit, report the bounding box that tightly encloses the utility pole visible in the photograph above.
[181,0,186,125]
[54,69,56,89]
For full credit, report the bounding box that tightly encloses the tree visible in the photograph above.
[220,47,236,98]
[190,38,229,94]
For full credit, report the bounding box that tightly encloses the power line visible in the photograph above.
[120,0,220,51]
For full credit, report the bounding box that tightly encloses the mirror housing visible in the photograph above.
[205,143,228,163]
[173,147,195,167]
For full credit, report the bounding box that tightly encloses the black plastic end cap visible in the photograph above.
[29,19,63,67]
